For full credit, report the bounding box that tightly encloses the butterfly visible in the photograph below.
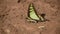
[26,3,48,23]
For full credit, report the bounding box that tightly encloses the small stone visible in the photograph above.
[38,26,45,29]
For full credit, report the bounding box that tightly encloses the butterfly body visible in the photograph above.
[26,15,46,23]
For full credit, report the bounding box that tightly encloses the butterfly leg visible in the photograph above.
[26,17,37,23]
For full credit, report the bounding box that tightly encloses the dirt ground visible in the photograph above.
[0,0,60,34]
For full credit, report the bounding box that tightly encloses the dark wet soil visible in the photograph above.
[0,0,60,34]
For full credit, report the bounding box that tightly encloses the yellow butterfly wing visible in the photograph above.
[28,3,40,20]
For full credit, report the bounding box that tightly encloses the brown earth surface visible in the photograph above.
[0,0,60,34]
